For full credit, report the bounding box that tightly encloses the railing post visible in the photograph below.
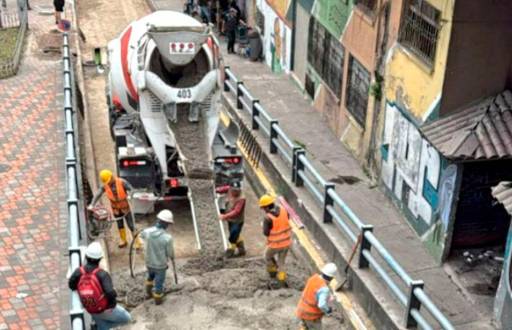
[236,81,244,109]
[293,149,305,187]
[358,225,374,269]
[323,183,335,223]
[404,280,424,328]
[269,120,278,154]
[223,66,230,92]
[291,146,300,182]
[252,100,260,130]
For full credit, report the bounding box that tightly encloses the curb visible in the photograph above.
[220,105,374,330]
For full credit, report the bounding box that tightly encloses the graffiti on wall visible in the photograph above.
[312,0,351,38]
[381,103,450,229]
[257,0,292,73]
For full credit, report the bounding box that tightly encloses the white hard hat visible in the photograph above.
[321,263,337,278]
[157,209,174,223]
[85,242,103,260]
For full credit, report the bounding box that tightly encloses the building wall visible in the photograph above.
[291,2,310,86]
[440,1,512,115]
[385,0,454,122]
[380,0,457,261]
[381,102,458,262]
[256,0,293,73]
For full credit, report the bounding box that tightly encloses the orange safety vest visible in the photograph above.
[296,274,327,321]
[267,207,292,249]
[104,178,130,216]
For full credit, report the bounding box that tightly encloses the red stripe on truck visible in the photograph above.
[120,26,139,102]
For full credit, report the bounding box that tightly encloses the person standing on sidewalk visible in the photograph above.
[296,263,337,330]
[53,0,64,25]
[89,169,142,250]
[69,242,132,330]
[218,181,246,257]
[224,8,244,54]
[141,209,175,305]
[198,0,210,23]
[259,194,292,288]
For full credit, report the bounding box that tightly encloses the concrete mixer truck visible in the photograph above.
[105,11,242,214]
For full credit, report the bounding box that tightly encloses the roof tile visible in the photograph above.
[422,90,512,161]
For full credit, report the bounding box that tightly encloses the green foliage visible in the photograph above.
[0,27,18,63]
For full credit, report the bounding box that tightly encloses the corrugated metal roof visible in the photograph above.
[492,181,512,216]
[422,90,512,161]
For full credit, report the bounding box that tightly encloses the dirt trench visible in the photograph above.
[116,257,345,329]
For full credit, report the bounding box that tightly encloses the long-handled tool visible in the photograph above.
[336,233,362,291]
[170,257,178,285]
[129,229,143,279]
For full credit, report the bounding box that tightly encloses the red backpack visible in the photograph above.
[77,267,109,314]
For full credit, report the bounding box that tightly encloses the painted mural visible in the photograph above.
[257,0,292,73]
[311,0,352,38]
[381,102,458,260]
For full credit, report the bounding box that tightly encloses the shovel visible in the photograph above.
[170,257,179,285]
[336,233,362,291]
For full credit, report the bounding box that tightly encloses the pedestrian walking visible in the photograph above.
[69,242,132,330]
[259,194,292,288]
[218,181,246,258]
[53,0,64,24]
[198,0,210,23]
[141,209,175,305]
[296,263,338,330]
[224,8,245,54]
[89,169,143,250]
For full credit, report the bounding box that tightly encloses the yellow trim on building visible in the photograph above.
[385,0,454,119]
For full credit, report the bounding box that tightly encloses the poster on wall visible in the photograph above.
[256,0,292,73]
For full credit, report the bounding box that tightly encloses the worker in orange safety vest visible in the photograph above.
[296,263,337,330]
[89,169,142,249]
[259,194,292,288]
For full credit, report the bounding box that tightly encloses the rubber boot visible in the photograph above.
[267,265,277,278]
[236,240,246,257]
[277,271,288,288]
[134,236,143,251]
[225,243,236,258]
[153,292,164,305]
[145,280,154,298]
[118,228,128,248]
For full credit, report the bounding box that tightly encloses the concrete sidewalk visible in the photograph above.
[219,52,495,329]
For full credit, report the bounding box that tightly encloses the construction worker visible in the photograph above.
[69,242,132,330]
[140,209,175,305]
[259,194,292,287]
[89,169,142,249]
[296,263,337,330]
[218,181,246,258]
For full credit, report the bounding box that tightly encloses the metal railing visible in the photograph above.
[223,66,454,330]
[0,5,28,79]
[63,33,87,330]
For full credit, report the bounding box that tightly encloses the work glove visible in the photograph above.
[87,204,94,211]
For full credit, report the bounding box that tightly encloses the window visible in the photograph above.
[346,56,370,126]
[399,0,441,64]
[307,18,344,99]
[355,0,377,14]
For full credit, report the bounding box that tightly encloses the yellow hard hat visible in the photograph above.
[259,194,275,208]
[99,169,113,184]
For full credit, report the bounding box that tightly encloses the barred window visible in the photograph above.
[307,17,344,99]
[346,56,370,126]
[399,0,440,65]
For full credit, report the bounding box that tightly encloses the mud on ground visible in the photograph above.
[117,255,345,329]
